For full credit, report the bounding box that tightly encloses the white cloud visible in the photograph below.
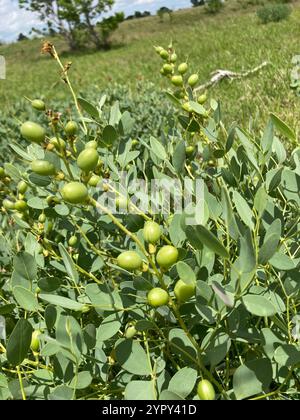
[0,0,192,42]
[0,0,44,42]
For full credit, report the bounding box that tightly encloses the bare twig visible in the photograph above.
[194,61,270,93]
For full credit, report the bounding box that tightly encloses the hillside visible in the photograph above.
[1,1,300,128]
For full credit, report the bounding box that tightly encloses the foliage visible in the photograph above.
[18,0,122,50]
[1,4,300,130]
[157,7,173,22]
[257,3,292,23]
[206,0,224,14]
[191,0,205,6]
[0,41,299,400]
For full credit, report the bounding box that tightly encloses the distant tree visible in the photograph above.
[191,0,205,6]
[157,7,173,22]
[96,12,124,50]
[17,33,29,42]
[142,11,151,17]
[18,0,123,50]
[134,11,142,19]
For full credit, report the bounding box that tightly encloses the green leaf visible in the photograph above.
[9,144,33,161]
[13,286,40,312]
[270,113,296,142]
[48,385,73,400]
[186,225,229,259]
[168,367,197,398]
[172,141,186,174]
[97,313,122,341]
[69,371,92,390]
[261,119,274,153]
[39,294,85,311]
[274,345,300,367]
[150,136,167,160]
[211,282,234,308]
[13,252,37,283]
[269,252,297,271]
[78,97,99,119]
[258,219,281,265]
[27,197,48,210]
[233,359,273,400]
[221,187,239,240]
[115,339,152,376]
[85,284,123,312]
[119,111,134,135]
[109,101,122,126]
[125,381,156,400]
[232,191,255,230]
[58,244,79,284]
[254,186,268,219]
[242,295,278,317]
[165,91,182,106]
[159,390,184,400]
[189,101,207,116]
[102,125,118,145]
[6,319,33,366]
[176,261,196,285]
[239,228,257,274]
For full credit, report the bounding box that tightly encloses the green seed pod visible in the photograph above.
[49,137,66,151]
[147,288,169,308]
[174,279,195,302]
[85,140,98,149]
[32,99,46,111]
[77,148,99,173]
[31,160,56,176]
[21,121,46,144]
[65,121,78,137]
[117,251,143,271]
[18,180,28,194]
[170,53,177,63]
[116,196,128,211]
[125,324,137,339]
[182,102,193,113]
[88,175,101,187]
[198,93,207,104]
[61,182,89,204]
[68,235,78,247]
[30,330,41,353]
[185,145,195,156]
[3,199,15,211]
[171,75,184,87]
[143,221,161,244]
[188,74,199,87]
[163,64,173,74]
[178,62,188,74]
[160,49,169,60]
[38,213,46,223]
[156,245,179,269]
[154,46,164,55]
[14,200,28,212]
[197,380,216,401]
[0,167,5,178]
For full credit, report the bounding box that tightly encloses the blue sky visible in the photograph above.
[0,0,192,42]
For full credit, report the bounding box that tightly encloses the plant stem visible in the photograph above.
[16,366,26,400]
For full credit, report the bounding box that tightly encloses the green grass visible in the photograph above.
[1,1,300,130]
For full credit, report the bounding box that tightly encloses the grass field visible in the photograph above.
[1,1,300,129]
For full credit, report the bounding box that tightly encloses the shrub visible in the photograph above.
[257,3,292,24]
[0,41,299,401]
[206,0,224,14]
